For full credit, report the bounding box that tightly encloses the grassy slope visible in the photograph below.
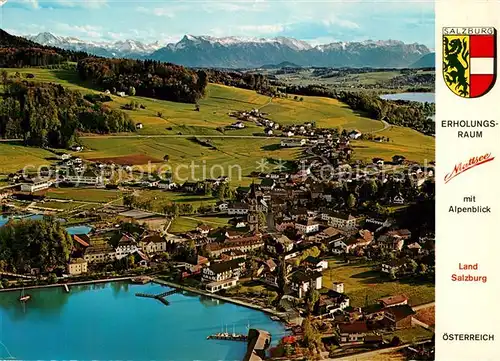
[41,188,123,203]
[0,68,434,177]
[0,143,57,173]
[352,127,435,163]
[323,259,435,307]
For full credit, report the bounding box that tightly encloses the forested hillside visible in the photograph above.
[283,84,435,135]
[0,29,91,67]
[0,76,135,147]
[77,58,208,103]
[0,217,72,274]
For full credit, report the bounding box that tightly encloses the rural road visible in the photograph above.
[368,119,391,134]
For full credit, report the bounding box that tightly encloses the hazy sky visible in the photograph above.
[0,0,435,47]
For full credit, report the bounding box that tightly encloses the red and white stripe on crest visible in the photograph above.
[469,35,496,98]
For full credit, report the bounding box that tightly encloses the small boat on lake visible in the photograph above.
[207,324,248,342]
[270,315,280,321]
[19,287,31,302]
[207,332,247,341]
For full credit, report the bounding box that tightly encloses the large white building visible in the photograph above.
[289,270,323,299]
[295,219,320,234]
[20,178,51,193]
[202,258,245,283]
[115,234,139,260]
[64,169,103,186]
[139,235,167,254]
[321,212,361,231]
[227,202,250,215]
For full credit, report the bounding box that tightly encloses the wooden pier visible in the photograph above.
[135,288,178,306]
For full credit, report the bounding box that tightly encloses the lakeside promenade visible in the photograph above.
[0,276,133,292]
[0,275,298,323]
[153,278,292,321]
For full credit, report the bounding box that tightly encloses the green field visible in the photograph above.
[323,260,435,307]
[169,215,232,233]
[34,200,87,210]
[0,142,57,174]
[134,190,217,209]
[79,136,300,183]
[0,67,435,178]
[275,68,435,92]
[41,188,123,203]
[352,126,435,163]
[4,68,383,135]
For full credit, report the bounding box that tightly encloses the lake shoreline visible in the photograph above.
[0,278,287,360]
[153,278,289,321]
[0,276,132,292]
[0,275,290,321]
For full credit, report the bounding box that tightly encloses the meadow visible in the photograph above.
[323,259,435,307]
[352,126,435,163]
[78,136,300,184]
[169,215,233,233]
[275,68,435,92]
[0,67,435,179]
[39,188,124,203]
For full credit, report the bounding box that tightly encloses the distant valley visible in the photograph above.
[26,32,432,69]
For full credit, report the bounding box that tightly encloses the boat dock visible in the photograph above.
[207,333,248,342]
[135,288,179,306]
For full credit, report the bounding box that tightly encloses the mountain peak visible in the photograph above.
[22,31,431,68]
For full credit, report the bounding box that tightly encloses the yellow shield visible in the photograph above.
[442,35,470,97]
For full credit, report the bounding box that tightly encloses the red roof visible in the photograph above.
[338,322,369,334]
[73,234,90,247]
[379,294,408,306]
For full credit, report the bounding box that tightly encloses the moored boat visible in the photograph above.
[19,287,31,302]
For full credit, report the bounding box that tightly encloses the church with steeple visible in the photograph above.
[247,182,259,233]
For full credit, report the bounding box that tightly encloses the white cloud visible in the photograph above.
[237,24,285,35]
[201,1,268,13]
[54,22,102,38]
[55,0,107,9]
[136,5,180,18]
[322,17,359,30]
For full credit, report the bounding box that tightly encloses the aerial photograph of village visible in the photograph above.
[0,1,435,360]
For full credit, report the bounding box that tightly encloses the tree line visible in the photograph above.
[0,217,73,274]
[77,58,208,103]
[282,84,435,135]
[0,29,92,67]
[202,69,269,91]
[0,76,135,147]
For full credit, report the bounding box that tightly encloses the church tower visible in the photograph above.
[247,182,259,233]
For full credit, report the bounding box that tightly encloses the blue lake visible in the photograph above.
[0,282,286,361]
[0,214,44,227]
[380,92,435,104]
[0,215,91,235]
[65,225,93,235]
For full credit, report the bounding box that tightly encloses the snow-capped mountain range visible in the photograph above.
[26,32,431,68]
[26,32,164,58]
